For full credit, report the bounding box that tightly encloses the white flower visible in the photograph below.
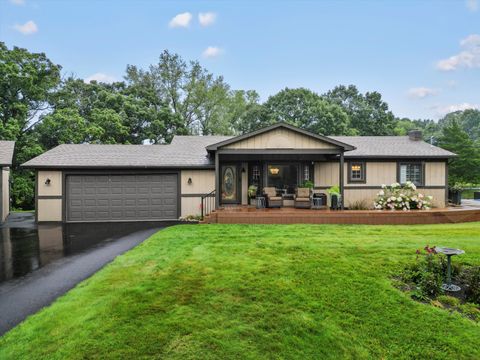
[378,190,385,196]
[381,184,386,189]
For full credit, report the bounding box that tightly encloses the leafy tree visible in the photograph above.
[0,42,62,209]
[438,120,480,184]
[439,109,480,143]
[126,50,233,135]
[323,85,396,135]
[263,88,352,135]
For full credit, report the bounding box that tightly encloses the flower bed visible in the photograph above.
[374,181,432,210]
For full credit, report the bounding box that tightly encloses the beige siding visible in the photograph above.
[224,127,337,150]
[2,168,9,221]
[314,162,339,187]
[315,161,447,209]
[423,189,446,208]
[38,171,63,196]
[181,197,202,217]
[344,189,379,208]
[315,161,397,187]
[425,162,446,186]
[181,170,215,194]
[37,199,62,222]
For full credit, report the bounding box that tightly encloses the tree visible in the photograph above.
[126,50,233,135]
[0,43,62,209]
[439,109,480,143]
[438,120,480,184]
[263,88,352,135]
[323,85,396,135]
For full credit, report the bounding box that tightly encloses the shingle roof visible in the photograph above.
[21,136,231,169]
[0,141,15,166]
[21,134,454,169]
[330,136,455,158]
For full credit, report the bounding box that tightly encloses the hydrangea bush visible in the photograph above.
[374,181,432,210]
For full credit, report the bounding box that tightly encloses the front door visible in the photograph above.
[221,165,240,204]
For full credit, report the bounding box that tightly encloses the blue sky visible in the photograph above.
[1,0,479,120]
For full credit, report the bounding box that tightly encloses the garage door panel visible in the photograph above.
[66,174,178,222]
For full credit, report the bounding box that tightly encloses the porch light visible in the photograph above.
[45,178,51,186]
[269,167,280,175]
[187,177,192,185]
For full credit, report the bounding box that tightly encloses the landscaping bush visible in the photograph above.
[374,181,432,210]
[458,265,480,304]
[349,199,370,210]
[397,245,479,322]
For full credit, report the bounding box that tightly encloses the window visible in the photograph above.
[267,164,298,191]
[304,165,310,181]
[348,162,366,183]
[399,163,423,186]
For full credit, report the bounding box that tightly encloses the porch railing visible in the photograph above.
[201,190,216,220]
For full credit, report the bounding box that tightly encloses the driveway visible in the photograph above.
[0,213,174,335]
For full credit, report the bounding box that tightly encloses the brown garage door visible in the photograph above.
[66,174,178,222]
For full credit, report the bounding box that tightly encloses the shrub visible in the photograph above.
[349,200,370,210]
[458,266,480,304]
[400,246,446,300]
[374,182,432,210]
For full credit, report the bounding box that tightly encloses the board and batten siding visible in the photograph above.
[314,161,447,208]
[180,170,215,218]
[223,127,337,150]
[37,170,63,222]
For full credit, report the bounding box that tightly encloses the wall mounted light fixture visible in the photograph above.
[187,177,192,185]
[45,178,51,185]
[241,167,246,173]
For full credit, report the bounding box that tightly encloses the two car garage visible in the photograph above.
[65,173,179,222]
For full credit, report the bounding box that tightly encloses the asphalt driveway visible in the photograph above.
[0,213,172,335]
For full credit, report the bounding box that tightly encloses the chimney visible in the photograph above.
[408,129,423,141]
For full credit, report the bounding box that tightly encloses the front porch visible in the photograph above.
[203,205,480,225]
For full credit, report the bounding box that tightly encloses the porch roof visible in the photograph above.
[205,123,356,152]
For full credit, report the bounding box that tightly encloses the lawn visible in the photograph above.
[1,223,480,359]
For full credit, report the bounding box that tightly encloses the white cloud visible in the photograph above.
[84,73,117,84]
[13,20,38,35]
[407,87,439,99]
[466,0,478,12]
[436,34,480,71]
[198,12,217,27]
[9,0,25,5]
[169,12,192,28]
[433,102,480,116]
[202,46,223,58]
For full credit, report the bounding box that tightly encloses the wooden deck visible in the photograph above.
[204,203,480,225]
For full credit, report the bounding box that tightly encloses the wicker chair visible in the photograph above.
[294,187,312,209]
[263,187,283,208]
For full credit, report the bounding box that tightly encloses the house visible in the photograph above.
[22,123,455,223]
[0,141,15,222]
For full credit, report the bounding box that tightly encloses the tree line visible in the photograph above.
[1,43,479,209]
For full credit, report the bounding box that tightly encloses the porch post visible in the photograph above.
[215,151,220,209]
[339,152,344,210]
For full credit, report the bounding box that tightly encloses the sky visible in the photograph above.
[0,0,479,120]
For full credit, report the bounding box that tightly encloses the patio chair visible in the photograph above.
[263,187,283,208]
[294,187,312,209]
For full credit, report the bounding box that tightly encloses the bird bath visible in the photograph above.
[436,247,465,292]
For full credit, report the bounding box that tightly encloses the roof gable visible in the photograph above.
[206,123,355,151]
[0,141,15,166]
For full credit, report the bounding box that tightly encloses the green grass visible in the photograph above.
[1,223,480,359]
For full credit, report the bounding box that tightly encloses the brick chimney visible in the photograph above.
[408,129,423,141]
